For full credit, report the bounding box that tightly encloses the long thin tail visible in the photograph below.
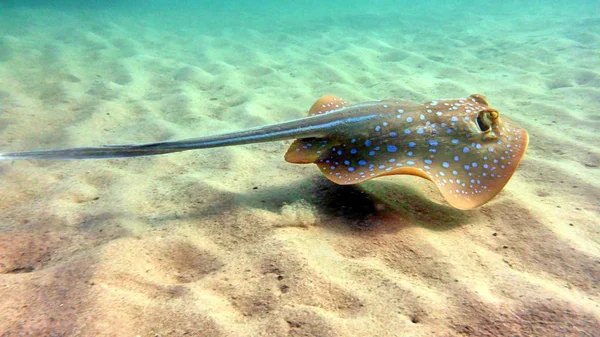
[0,123,317,160]
[0,109,374,160]
[0,142,194,160]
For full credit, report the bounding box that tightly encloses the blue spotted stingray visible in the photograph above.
[0,94,528,210]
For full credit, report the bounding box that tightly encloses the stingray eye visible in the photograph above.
[477,111,492,132]
[477,110,501,140]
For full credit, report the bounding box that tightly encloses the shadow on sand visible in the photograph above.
[198,175,474,232]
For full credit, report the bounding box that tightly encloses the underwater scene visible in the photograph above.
[0,0,599,336]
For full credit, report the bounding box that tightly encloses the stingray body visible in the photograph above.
[0,94,528,210]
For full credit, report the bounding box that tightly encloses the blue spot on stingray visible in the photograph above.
[379,165,385,169]
[389,158,396,163]
[404,129,411,135]
[417,128,424,134]
[337,150,343,155]
[350,148,357,154]
[389,132,397,137]
[452,170,458,175]
[408,142,416,148]
[424,159,432,164]
[463,147,470,153]
[488,147,494,152]
[472,162,478,167]
[387,145,398,153]
[344,160,350,165]
[375,146,380,151]
[464,165,470,170]
[407,151,413,156]
[407,161,415,165]
[369,151,376,156]
[375,126,381,132]
[428,140,438,146]
[484,164,489,169]
[454,155,459,161]
[365,139,372,147]
[442,162,450,168]
[446,129,453,134]
[452,139,459,144]
[358,160,367,166]
[348,167,355,172]
[351,138,356,143]
[406,117,413,123]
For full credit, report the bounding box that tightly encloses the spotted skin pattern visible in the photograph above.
[0,94,528,210]
[285,94,529,210]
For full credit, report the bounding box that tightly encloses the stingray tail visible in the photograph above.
[0,107,370,161]
[0,143,187,160]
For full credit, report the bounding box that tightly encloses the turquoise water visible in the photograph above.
[3,1,598,25]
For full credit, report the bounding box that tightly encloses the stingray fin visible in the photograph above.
[307,95,349,116]
[285,138,330,164]
[315,161,434,186]
[284,95,349,164]
[311,127,528,210]
[431,129,529,210]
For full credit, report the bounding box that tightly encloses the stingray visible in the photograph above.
[0,94,528,210]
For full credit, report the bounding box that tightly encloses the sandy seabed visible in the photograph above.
[0,4,599,337]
